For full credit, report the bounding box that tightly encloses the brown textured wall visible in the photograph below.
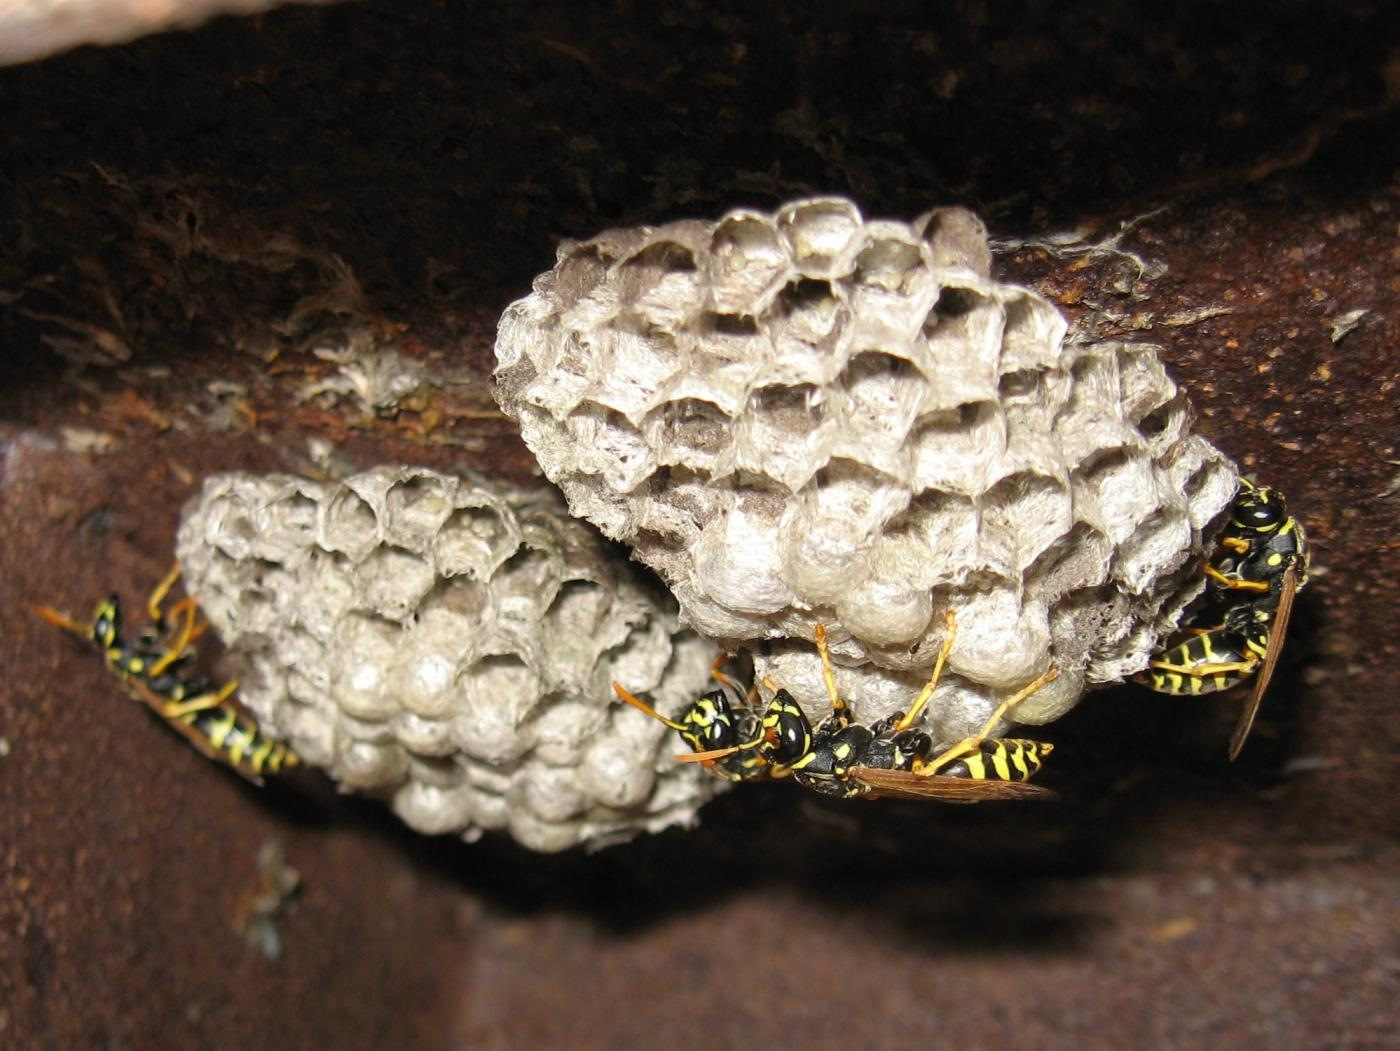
[1,2,1396,1048]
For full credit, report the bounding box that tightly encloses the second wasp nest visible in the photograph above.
[494,198,1238,738]
[175,467,723,852]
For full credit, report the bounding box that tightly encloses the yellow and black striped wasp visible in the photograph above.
[38,564,199,685]
[36,566,299,783]
[617,612,1059,803]
[613,653,771,783]
[1138,479,1309,758]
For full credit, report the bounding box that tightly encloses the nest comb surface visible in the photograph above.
[494,198,1239,739]
[176,466,723,853]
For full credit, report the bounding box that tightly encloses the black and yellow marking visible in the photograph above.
[1138,477,1310,758]
[929,738,1053,782]
[851,653,1061,803]
[1208,481,1309,598]
[756,690,813,772]
[621,612,1058,802]
[155,679,299,780]
[613,653,771,782]
[1203,481,1308,603]
[36,569,299,785]
[38,565,204,690]
[1141,618,1263,695]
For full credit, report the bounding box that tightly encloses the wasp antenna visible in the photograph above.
[612,682,686,732]
[34,604,87,636]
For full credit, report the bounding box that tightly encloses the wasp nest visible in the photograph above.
[175,466,723,852]
[494,198,1238,739]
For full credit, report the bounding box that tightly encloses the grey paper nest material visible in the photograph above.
[494,198,1239,739]
[176,466,723,852]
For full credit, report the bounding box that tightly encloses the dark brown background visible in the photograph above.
[2,2,1397,1048]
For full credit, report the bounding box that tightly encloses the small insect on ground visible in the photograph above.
[36,565,299,784]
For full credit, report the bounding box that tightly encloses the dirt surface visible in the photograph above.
[1,2,1397,1048]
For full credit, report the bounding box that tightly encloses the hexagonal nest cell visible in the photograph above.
[176,466,724,852]
[494,197,1239,739]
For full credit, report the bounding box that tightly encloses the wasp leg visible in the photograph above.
[143,565,211,676]
[1203,563,1270,594]
[706,650,740,691]
[160,678,239,719]
[707,652,763,709]
[148,596,204,677]
[145,563,183,625]
[915,666,1059,776]
[813,624,850,723]
[890,610,957,734]
[165,596,210,644]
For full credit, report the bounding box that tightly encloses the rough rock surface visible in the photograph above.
[176,466,722,852]
[495,199,1238,737]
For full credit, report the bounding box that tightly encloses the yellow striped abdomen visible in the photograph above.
[934,739,1053,782]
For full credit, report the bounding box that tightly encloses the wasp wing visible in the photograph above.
[1229,565,1297,761]
[850,766,1058,803]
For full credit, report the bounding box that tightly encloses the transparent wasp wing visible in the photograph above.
[849,766,1059,803]
[1229,565,1297,761]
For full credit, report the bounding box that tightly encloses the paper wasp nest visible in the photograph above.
[175,466,723,852]
[495,198,1238,738]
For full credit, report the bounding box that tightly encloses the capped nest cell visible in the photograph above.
[494,197,1239,741]
[175,466,723,852]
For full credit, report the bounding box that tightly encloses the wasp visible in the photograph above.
[132,674,300,784]
[1206,478,1309,599]
[36,567,299,783]
[36,564,198,686]
[617,613,1060,802]
[613,653,770,783]
[1138,479,1309,758]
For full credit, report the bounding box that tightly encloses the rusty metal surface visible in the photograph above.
[1,2,1397,1048]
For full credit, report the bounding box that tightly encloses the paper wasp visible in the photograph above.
[36,566,299,783]
[612,653,770,783]
[1139,479,1309,758]
[616,612,1059,802]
